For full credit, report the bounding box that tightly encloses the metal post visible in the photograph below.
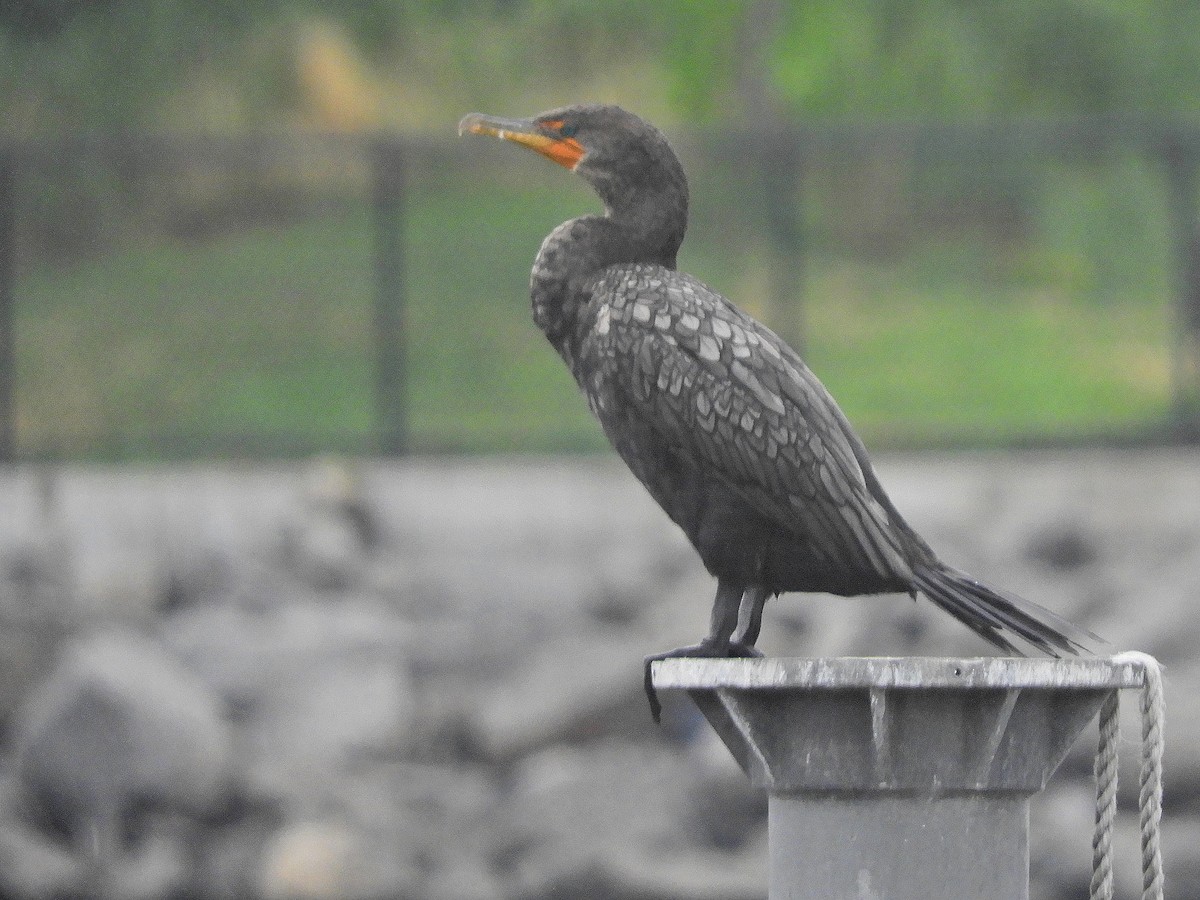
[759,130,805,352]
[733,2,806,350]
[1160,134,1200,438]
[0,147,15,462]
[370,135,407,456]
[652,656,1143,900]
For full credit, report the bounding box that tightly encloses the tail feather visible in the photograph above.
[912,563,1101,657]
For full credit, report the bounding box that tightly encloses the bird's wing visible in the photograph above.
[580,265,917,583]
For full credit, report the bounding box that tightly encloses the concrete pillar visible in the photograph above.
[651,656,1142,900]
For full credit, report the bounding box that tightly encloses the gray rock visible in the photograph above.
[1032,781,1200,900]
[0,472,77,721]
[367,761,503,897]
[256,818,417,900]
[159,543,234,610]
[191,802,282,900]
[424,859,504,900]
[101,815,194,900]
[1024,520,1101,572]
[524,839,768,900]
[12,630,233,853]
[241,653,416,806]
[496,740,767,899]
[0,452,1197,898]
[467,630,652,762]
[0,815,87,899]
[254,761,502,900]
[278,457,381,592]
[162,595,413,704]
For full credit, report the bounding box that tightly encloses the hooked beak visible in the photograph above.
[458,112,585,171]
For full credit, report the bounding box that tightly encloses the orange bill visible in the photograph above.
[458,113,585,170]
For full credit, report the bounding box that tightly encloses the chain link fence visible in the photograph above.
[2,117,1198,460]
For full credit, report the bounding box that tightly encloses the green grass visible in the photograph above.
[14,178,1176,459]
[802,263,1171,446]
[18,211,380,455]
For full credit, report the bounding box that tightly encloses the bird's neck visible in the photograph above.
[530,194,687,356]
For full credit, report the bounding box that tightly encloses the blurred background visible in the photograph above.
[1,2,1198,898]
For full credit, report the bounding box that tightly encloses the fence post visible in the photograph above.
[0,147,15,462]
[1160,134,1200,439]
[652,656,1142,899]
[370,135,407,456]
[760,128,805,352]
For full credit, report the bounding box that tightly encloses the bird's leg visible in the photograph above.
[704,576,743,652]
[643,579,761,723]
[732,584,771,650]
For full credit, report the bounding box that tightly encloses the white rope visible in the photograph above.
[1091,651,1165,900]
[1131,652,1166,900]
[1091,689,1120,900]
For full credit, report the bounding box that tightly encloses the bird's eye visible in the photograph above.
[559,123,579,138]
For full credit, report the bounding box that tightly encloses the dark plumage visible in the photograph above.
[459,104,1098,720]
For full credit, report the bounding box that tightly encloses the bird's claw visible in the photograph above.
[643,639,763,724]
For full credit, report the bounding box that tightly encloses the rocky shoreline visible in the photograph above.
[0,450,1196,898]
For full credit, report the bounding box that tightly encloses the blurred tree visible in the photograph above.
[649,0,1200,119]
[766,1,1200,117]
[7,1,1200,136]
[0,0,292,134]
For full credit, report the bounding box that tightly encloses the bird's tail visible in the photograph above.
[912,562,1101,657]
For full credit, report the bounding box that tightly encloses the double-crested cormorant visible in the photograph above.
[459,104,1097,720]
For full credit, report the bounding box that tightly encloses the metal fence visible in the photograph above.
[1,116,1198,460]
[1,132,410,459]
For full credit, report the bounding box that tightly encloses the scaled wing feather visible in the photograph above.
[580,265,915,584]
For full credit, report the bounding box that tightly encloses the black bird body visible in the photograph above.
[569,262,922,599]
[460,104,1096,716]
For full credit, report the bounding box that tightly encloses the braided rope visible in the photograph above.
[1129,652,1166,900]
[1091,652,1165,900]
[1090,689,1120,900]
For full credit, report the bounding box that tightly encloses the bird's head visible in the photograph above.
[458,104,687,222]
